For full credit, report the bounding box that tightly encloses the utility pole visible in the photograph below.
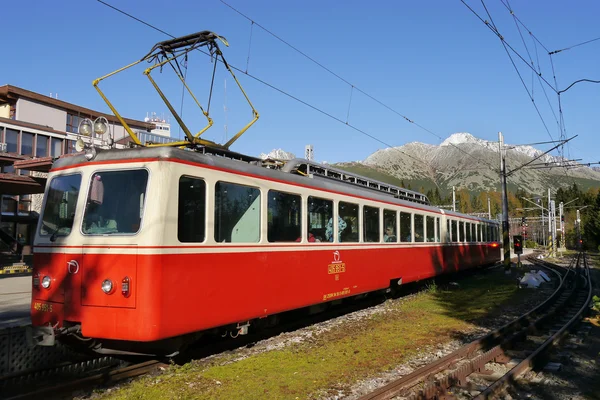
[548,188,552,254]
[550,199,557,257]
[540,198,545,248]
[487,196,491,219]
[559,202,564,254]
[499,132,510,271]
[452,186,456,212]
[576,209,581,250]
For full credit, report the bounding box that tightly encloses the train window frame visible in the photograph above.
[338,201,359,243]
[459,221,465,242]
[436,217,441,242]
[363,205,380,243]
[426,216,435,242]
[177,175,207,243]
[214,180,261,243]
[447,219,452,242]
[451,220,458,243]
[466,222,472,242]
[308,196,333,243]
[39,172,82,239]
[383,209,397,243]
[414,214,425,243]
[267,189,302,243]
[80,167,150,237]
[400,211,412,242]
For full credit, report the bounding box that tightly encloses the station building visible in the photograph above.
[0,85,173,262]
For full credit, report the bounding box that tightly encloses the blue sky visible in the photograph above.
[2,0,599,164]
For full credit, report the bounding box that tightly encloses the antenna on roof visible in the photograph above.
[224,78,228,142]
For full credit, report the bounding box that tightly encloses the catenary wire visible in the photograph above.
[218,0,498,171]
[95,0,439,169]
[95,0,500,173]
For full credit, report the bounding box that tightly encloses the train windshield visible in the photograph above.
[40,174,82,238]
[82,169,149,235]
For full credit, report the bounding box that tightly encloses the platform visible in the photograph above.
[0,275,31,329]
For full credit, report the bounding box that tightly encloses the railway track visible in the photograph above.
[3,359,166,400]
[359,252,593,400]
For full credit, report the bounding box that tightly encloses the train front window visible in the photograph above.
[82,169,149,235]
[40,174,82,238]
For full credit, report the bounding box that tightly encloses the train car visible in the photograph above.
[28,30,500,355]
[29,146,501,355]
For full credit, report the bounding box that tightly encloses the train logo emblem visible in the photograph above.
[333,250,340,262]
[67,260,80,274]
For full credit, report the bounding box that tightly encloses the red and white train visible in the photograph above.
[30,146,501,355]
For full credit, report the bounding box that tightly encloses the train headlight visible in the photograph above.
[101,279,114,294]
[41,276,51,289]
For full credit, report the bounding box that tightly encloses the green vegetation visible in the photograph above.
[101,272,530,400]
[524,240,537,249]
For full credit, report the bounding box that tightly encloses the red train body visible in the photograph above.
[29,148,501,355]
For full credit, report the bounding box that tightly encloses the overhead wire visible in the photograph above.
[465,0,582,193]
[218,0,499,172]
[549,35,600,55]
[94,0,434,169]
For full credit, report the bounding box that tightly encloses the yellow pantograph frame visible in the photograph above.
[92,32,259,149]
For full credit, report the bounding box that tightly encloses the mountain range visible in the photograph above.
[261,133,600,196]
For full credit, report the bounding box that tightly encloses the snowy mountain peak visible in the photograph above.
[440,132,483,147]
[259,149,296,160]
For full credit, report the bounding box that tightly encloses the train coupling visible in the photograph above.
[26,324,81,347]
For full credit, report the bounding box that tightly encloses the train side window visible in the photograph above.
[363,206,379,242]
[178,176,206,243]
[459,221,465,242]
[268,190,301,242]
[477,224,481,242]
[447,220,452,242]
[383,209,397,242]
[400,212,412,242]
[214,181,260,243]
[414,214,424,242]
[308,196,332,242]
[436,217,441,242]
[426,216,435,242]
[487,225,492,242]
[472,224,476,242]
[484,224,489,241]
[466,222,472,242]
[339,202,359,242]
[451,220,457,242]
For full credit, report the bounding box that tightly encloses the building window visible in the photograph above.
[214,181,260,243]
[51,137,63,157]
[21,132,34,156]
[66,113,81,133]
[18,195,31,215]
[36,135,49,157]
[308,196,332,242]
[67,140,77,154]
[363,205,379,242]
[267,190,301,242]
[5,129,18,153]
[178,176,206,243]
[1,196,17,215]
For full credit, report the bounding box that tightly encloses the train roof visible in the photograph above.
[51,146,498,224]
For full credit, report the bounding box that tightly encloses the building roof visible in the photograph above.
[0,85,155,131]
[0,173,46,195]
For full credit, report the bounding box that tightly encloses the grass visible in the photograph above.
[99,271,528,400]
